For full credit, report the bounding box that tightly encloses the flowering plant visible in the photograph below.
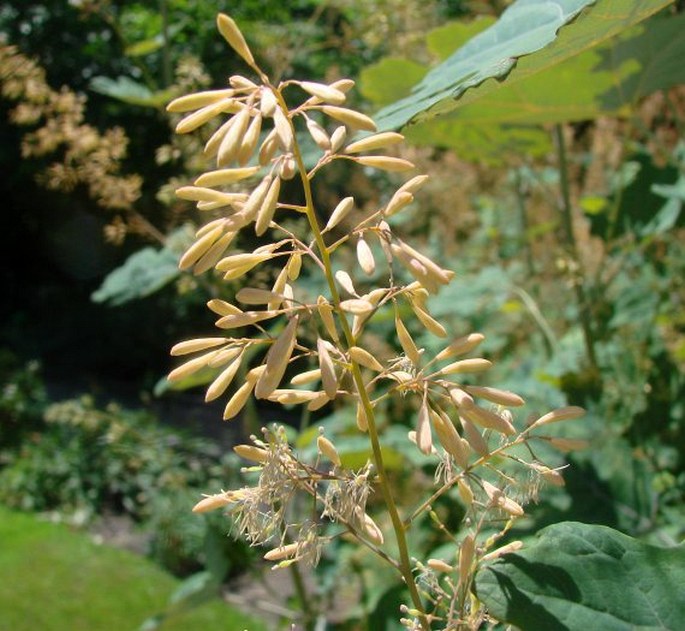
[167,13,584,630]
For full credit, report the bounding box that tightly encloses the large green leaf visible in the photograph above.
[90,76,174,109]
[374,0,673,131]
[435,11,685,126]
[474,521,685,630]
[91,246,180,306]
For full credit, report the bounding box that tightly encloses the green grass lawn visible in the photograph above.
[0,506,267,631]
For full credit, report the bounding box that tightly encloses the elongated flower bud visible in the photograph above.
[171,337,226,356]
[355,156,415,172]
[205,355,243,401]
[300,80,346,105]
[194,166,260,187]
[217,13,255,66]
[324,197,354,232]
[349,346,384,372]
[357,237,375,276]
[531,406,585,428]
[317,338,338,399]
[321,106,376,131]
[345,132,404,154]
[317,434,341,466]
[254,316,299,399]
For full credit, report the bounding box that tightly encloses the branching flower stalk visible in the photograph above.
[168,14,586,630]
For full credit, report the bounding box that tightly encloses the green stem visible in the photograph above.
[289,560,315,631]
[279,95,430,630]
[554,124,599,373]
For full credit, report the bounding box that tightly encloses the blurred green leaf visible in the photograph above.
[374,0,672,131]
[90,76,174,108]
[475,521,685,630]
[91,246,180,306]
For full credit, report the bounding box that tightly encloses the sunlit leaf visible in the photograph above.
[475,521,685,630]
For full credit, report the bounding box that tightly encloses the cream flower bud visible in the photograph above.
[217,14,255,66]
[321,106,376,131]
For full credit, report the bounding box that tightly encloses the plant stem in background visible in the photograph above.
[554,123,599,373]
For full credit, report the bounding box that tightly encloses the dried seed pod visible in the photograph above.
[324,196,355,232]
[194,165,260,187]
[254,316,299,399]
[356,237,375,275]
[167,89,235,113]
[345,131,404,154]
[217,13,255,66]
[355,156,414,172]
[321,105,376,131]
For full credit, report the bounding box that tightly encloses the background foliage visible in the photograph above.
[1,0,683,629]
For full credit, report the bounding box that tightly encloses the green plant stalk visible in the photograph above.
[280,93,430,630]
[554,124,598,372]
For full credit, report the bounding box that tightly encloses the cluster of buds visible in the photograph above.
[168,13,585,629]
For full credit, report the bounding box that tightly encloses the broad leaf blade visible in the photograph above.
[474,521,685,630]
[375,0,673,130]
